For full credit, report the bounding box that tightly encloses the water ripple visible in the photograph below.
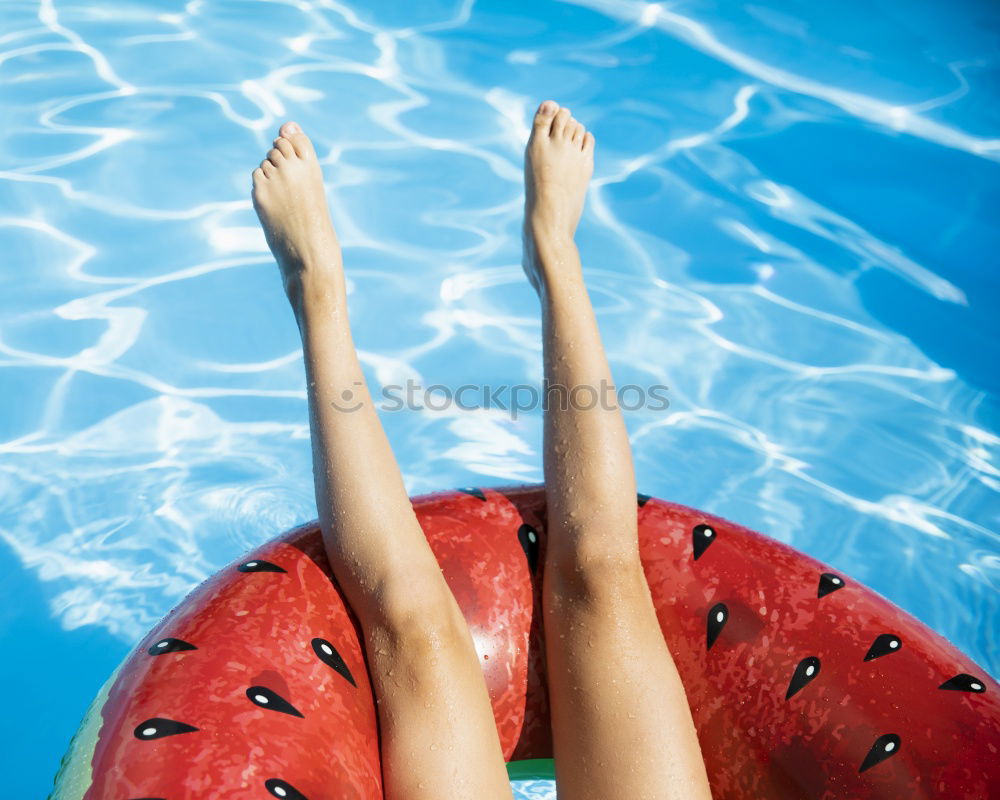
[0,6,997,791]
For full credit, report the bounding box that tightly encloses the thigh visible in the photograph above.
[543,561,710,800]
[364,582,514,800]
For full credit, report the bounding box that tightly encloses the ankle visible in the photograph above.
[286,266,347,319]
[524,236,583,295]
[526,214,576,251]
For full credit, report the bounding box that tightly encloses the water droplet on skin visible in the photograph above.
[430,743,439,751]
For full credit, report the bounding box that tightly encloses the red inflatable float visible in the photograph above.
[52,486,999,799]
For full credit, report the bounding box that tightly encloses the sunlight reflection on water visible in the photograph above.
[1,0,998,794]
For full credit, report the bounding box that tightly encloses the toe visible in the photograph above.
[288,132,316,159]
[583,131,595,153]
[533,100,558,131]
[570,121,584,144]
[266,147,284,166]
[261,159,276,177]
[551,107,572,137]
[279,121,316,159]
[273,137,295,159]
[252,166,266,183]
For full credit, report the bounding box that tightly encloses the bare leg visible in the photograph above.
[523,102,711,800]
[252,124,511,800]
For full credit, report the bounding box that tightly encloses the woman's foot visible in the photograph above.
[522,100,595,293]
[251,122,343,307]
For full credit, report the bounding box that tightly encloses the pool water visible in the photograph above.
[2,0,998,796]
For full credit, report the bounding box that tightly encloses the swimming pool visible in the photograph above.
[2,0,997,796]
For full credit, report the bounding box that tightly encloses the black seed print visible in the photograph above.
[133,717,199,740]
[706,603,728,650]
[859,733,901,773]
[147,637,197,656]
[518,524,540,574]
[246,686,304,718]
[864,634,902,662]
[692,524,716,560]
[457,487,487,501]
[785,656,821,699]
[312,637,357,687]
[939,673,986,693]
[817,572,845,598]
[265,778,308,799]
[637,493,651,507]
[237,559,286,573]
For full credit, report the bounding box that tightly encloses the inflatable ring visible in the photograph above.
[52,486,999,799]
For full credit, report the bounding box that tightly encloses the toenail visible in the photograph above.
[284,121,301,134]
[539,101,557,116]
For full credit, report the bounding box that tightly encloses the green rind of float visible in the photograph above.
[48,660,123,800]
[51,660,555,795]
[505,758,556,781]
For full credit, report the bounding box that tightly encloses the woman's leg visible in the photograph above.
[252,123,511,800]
[523,101,712,800]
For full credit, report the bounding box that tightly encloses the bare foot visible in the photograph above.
[251,122,343,307]
[522,100,595,292]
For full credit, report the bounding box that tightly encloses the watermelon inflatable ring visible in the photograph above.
[51,485,999,799]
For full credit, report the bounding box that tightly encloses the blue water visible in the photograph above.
[2,1,998,797]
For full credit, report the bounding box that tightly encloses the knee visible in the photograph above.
[545,545,648,604]
[369,576,470,656]
[365,591,475,699]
